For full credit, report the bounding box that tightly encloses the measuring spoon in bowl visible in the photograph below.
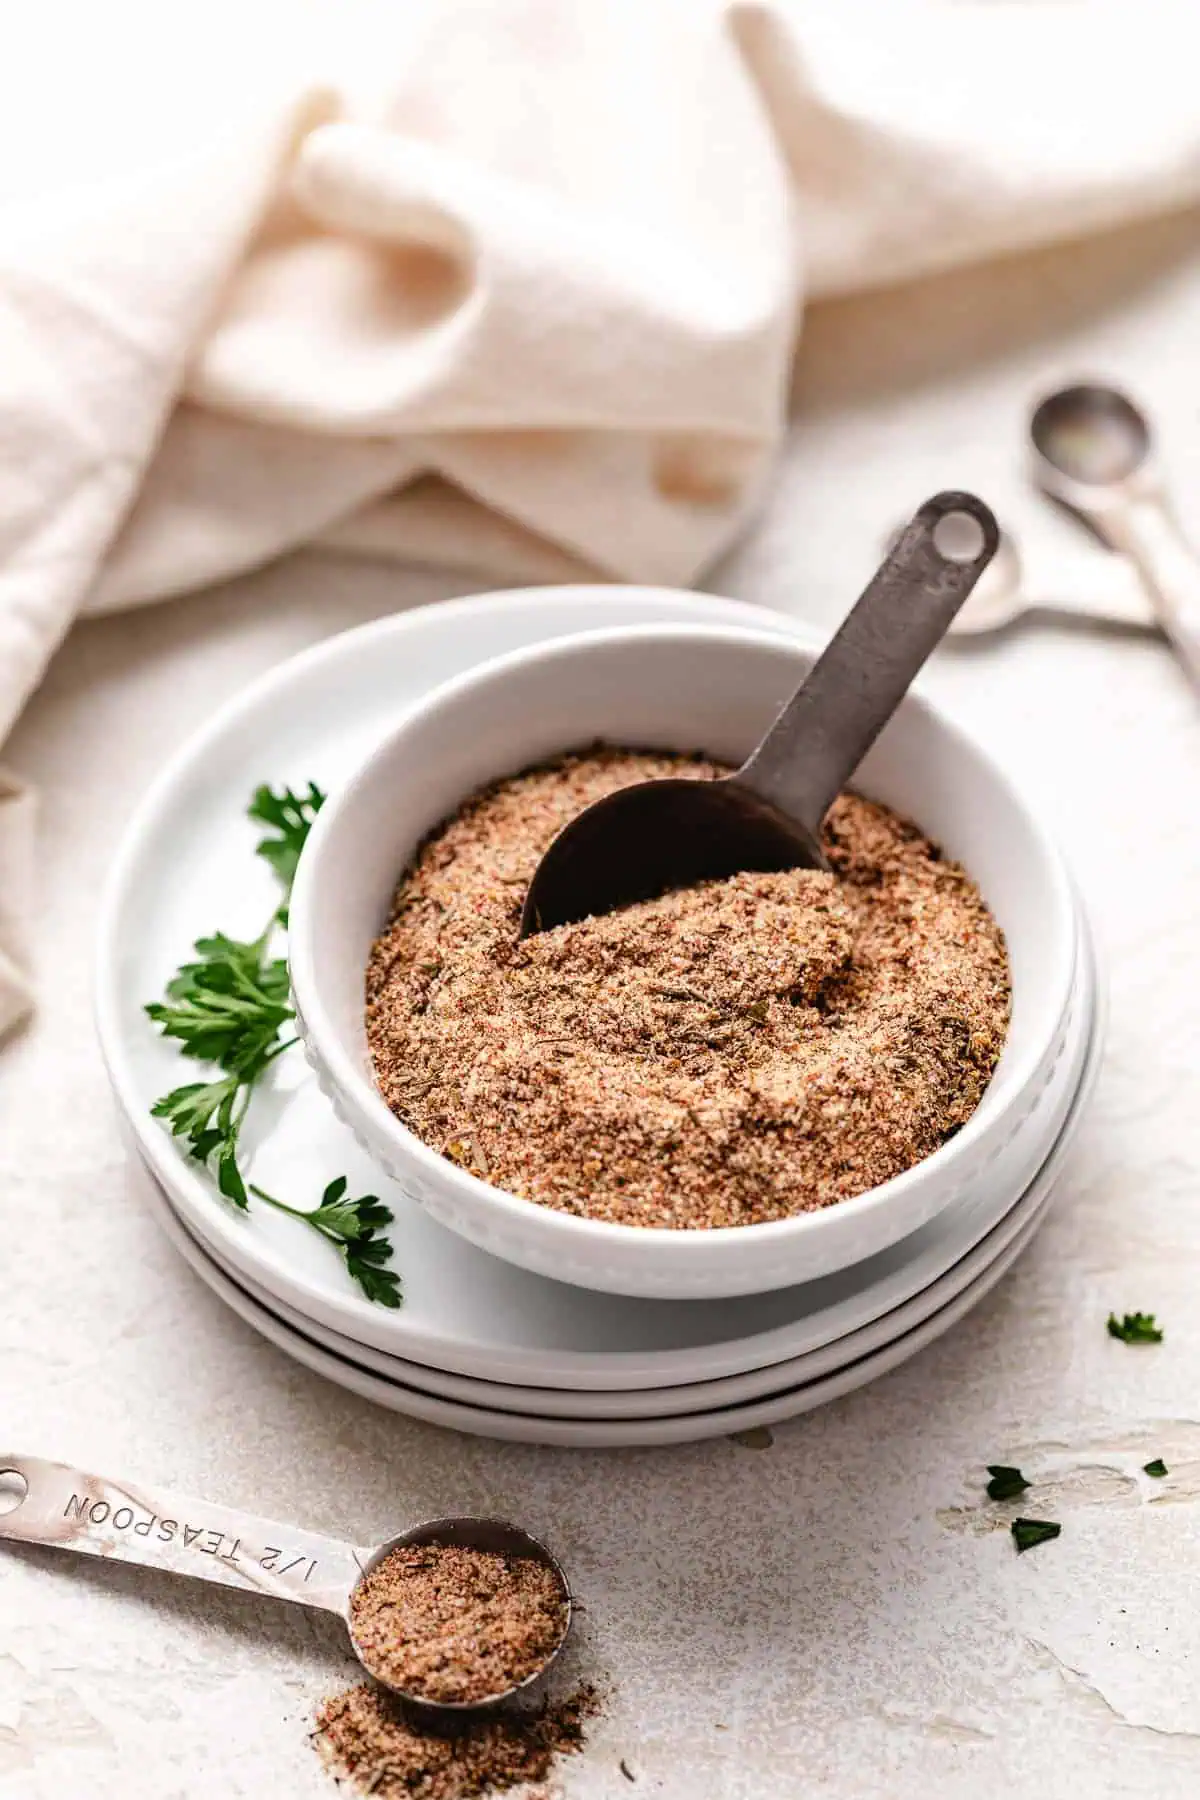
[0,1453,571,1720]
[520,489,999,936]
[1031,381,1200,689]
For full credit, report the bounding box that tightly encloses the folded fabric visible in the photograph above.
[3,0,1200,1036]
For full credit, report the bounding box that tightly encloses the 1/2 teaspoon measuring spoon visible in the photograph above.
[520,490,1000,936]
[0,1453,571,1720]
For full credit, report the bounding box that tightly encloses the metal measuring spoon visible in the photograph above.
[883,521,1156,637]
[1031,381,1200,687]
[0,1453,571,1718]
[520,489,999,936]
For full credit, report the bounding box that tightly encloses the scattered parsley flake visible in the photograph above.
[1107,1311,1163,1344]
[147,783,400,1307]
[1143,1459,1168,1479]
[986,1464,1031,1502]
[1011,1518,1061,1554]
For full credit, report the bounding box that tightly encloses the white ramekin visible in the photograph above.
[288,624,1080,1300]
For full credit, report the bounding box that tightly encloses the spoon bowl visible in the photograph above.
[1032,382,1150,493]
[348,1515,572,1716]
[519,768,826,937]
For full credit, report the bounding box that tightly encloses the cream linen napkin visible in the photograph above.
[4,0,1200,1037]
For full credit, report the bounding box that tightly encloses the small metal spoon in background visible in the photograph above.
[0,1453,571,1720]
[885,523,1156,638]
[1031,381,1200,687]
[520,489,999,937]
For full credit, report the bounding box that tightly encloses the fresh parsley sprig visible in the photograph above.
[147,926,295,1208]
[147,783,402,1308]
[147,933,293,1074]
[250,1177,402,1309]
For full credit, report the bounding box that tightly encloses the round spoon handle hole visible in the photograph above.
[933,509,988,564]
[0,1470,29,1517]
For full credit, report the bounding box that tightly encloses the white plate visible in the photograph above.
[139,919,1102,1420]
[139,1153,1059,1448]
[99,586,1095,1391]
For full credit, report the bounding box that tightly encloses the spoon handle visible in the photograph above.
[738,491,998,834]
[0,1451,364,1616]
[1109,496,1200,690]
[1030,569,1158,633]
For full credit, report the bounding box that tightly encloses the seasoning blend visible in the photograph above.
[349,1542,569,1706]
[366,748,1011,1228]
[314,1682,599,1800]
[316,1537,588,1799]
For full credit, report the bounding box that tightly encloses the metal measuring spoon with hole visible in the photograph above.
[519,489,999,936]
[882,522,1156,637]
[1031,381,1200,688]
[0,1454,571,1718]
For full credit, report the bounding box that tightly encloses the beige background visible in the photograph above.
[4,193,1200,1799]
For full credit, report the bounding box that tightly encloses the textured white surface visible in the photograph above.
[4,210,1200,1796]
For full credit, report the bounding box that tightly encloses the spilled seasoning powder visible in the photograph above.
[350,1543,568,1705]
[314,1680,598,1800]
[366,748,1011,1229]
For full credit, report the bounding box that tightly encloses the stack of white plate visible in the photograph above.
[98,589,1103,1449]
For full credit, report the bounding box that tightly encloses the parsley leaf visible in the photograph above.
[150,1074,248,1206]
[344,1235,405,1310]
[147,782,400,1307]
[147,934,293,1075]
[986,1464,1031,1502]
[1107,1311,1163,1345]
[1143,1458,1168,1479]
[248,782,325,921]
[251,1178,402,1310]
[1012,1518,1061,1554]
